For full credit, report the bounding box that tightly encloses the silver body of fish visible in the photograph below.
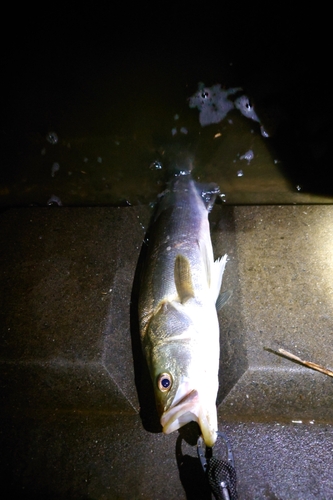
[138,172,227,447]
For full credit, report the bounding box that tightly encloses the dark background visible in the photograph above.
[2,3,332,198]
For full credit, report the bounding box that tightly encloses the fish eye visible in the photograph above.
[157,373,172,392]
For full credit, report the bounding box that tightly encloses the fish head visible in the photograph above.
[143,300,219,447]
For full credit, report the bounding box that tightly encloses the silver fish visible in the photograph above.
[138,171,227,447]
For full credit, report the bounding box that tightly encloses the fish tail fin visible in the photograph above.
[168,153,194,177]
[164,143,195,177]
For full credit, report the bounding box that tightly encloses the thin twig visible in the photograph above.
[278,348,333,378]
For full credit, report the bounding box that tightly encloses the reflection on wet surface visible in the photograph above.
[3,86,333,208]
[2,7,333,208]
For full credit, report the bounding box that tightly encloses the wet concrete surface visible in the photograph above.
[1,205,333,499]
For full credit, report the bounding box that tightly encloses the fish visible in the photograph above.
[138,167,227,447]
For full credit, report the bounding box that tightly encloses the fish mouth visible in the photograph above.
[160,389,217,447]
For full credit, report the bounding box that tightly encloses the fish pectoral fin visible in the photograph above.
[174,254,195,304]
[216,289,233,311]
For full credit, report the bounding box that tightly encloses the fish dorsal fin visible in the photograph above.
[198,241,228,301]
[212,254,228,302]
[198,239,213,288]
[174,255,195,304]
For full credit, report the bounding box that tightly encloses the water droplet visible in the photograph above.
[240,150,254,163]
[47,195,62,206]
[51,162,60,177]
[46,132,58,144]
[149,161,162,170]
[260,125,269,137]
